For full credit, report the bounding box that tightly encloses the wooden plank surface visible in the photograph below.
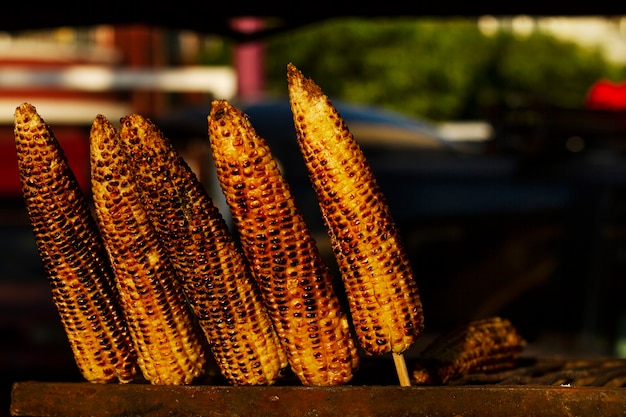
[10,380,626,417]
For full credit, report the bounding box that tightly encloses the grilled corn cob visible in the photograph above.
[90,114,206,385]
[208,100,359,386]
[118,114,288,385]
[412,316,525,385]
[287,63,424,358]
[13,103,137,383]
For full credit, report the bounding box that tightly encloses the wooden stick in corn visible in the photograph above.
[90,114,206,385]
[208,100,360,386]
[13,103,137,383]
[287,63,424,386]
[118,114,288,386]
[412,316,525,385]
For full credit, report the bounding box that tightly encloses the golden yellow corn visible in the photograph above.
[287,63,424,358]
[208,99,359,386]
[90,114,206,385]
[118,113,288,385]
[412,316,525,385]
[13,103,137,383]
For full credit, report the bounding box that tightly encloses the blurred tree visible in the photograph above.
[262,17,625,121]
[475,31,624,112]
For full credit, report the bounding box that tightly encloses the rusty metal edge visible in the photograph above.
[10,380,626,417]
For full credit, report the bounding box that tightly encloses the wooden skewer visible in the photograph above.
[393,352,411,387]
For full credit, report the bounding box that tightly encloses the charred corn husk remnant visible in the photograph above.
[287,63,424,357]
[13,103,137,383]
[208,100,359,386]
[412,317,525,385]
[119,114,287,385]
[90,115,206,385]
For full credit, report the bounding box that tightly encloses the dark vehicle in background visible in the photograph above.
[158,97,462,234]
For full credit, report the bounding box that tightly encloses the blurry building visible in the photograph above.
[0,25,236,196]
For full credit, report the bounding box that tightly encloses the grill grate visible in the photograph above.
[447,357,626,387]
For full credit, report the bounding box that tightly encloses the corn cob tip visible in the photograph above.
[287,64,326,103]
[209,98,230,119]
[208,100,265,163]
[209,99,259,143]
[120,113,156,142]
[14,103,42,128]
[90,115,121,157]
[208,99,259,149]
[15,102,36,114]
[90,114,112,136]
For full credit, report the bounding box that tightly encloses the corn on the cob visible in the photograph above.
[287,63,424,359]
[118,114,288,385]
[208,100,359,386]
[412,317,525,385]
[90,114,206,385]
[13,103,137,383]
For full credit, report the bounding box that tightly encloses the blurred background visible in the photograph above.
[4,11,626,414]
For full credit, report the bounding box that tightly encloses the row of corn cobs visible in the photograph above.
[14,63,523,387]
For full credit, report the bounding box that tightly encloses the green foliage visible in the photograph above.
[262,17,624,121]
[476,32,623,111]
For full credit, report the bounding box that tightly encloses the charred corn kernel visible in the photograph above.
[118,114,287,386]
[90,115,206,385]
[208,100,359,386]
[412,317,525,385]
[13,103,137,383]
[287,63,424,356]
